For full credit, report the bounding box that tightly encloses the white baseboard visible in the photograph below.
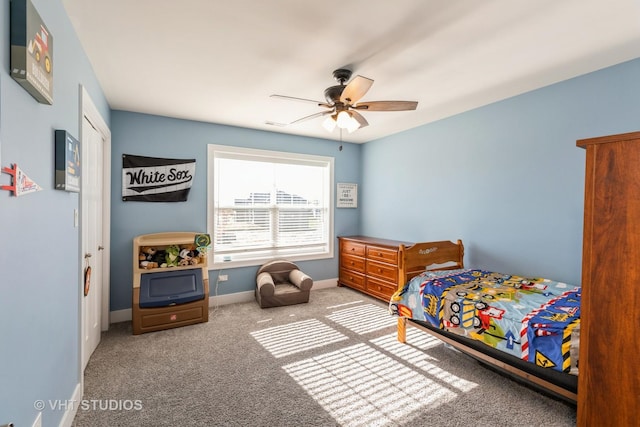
[309,278,338,290]
[59,382,81,427]
[209,290,254,306]
[110,308,132,324]
[110,278,338,323]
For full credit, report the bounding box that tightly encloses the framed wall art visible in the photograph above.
[55,130,81,192]
[10,0,54,104]
[337,182,358,208]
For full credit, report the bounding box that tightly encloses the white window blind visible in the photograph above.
[208,145,334,267]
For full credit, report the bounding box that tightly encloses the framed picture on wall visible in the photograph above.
[337,183,357,208]
[10,0,54,104]
[55,130,81,192]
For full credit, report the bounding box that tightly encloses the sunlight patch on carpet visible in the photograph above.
[251,319,348,358]
[370,331,478,392]
[326,304,396,334]
[283,343,457,427]
[326,300,364,309]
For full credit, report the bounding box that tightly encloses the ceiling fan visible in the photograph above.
[269,68,418,133]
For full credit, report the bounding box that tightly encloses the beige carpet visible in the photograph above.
[73,286,575,426]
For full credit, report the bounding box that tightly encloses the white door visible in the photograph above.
[81,115,104,370]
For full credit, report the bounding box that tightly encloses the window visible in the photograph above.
[208,145,334,268]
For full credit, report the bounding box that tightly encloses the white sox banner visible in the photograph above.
[122,154,196,202]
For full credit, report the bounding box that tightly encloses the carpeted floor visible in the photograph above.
[73,287,576,426]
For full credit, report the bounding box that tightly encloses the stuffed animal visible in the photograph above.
[165,245,181,267]
[140,246,157,261]
[152,249,167,266]
[139,260,158,269]
[192,249,206,265]
[176,248,191,266]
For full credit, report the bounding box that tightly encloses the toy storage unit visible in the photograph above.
[132,232,210,335]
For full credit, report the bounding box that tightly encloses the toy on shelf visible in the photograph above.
[137,241,207,270]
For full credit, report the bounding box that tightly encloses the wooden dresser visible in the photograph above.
[338,236,411,302]
[576,131,640,426]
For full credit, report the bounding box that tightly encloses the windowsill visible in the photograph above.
[209,251,333,270]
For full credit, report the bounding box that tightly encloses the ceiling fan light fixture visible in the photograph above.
[336,110,352,128]
[270,69,418,134]
[346,116,361,133]
[322,115,337,132]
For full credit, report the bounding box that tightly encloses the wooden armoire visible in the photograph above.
[576,131,640,426]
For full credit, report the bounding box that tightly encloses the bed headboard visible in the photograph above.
[397,240,464,287]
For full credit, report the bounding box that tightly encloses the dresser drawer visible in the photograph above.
[339,268,366,290]
[366,259,398,282]
[341,239,366,257]
[341,253,365,273]
[366,276,397,300]
[366,246,398,264]
[141,306,204,328]
[338,236,410,304]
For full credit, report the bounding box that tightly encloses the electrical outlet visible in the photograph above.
[219,274,228,282]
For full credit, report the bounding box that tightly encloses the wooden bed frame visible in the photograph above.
[395,240,577,403]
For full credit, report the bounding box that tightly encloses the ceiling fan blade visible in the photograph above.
[354,101,418,111]
[266,110,333,128]
[270,94,332,108]
[289,110,333,125]
[264,121,288,127]
[340,75,374,104]
[350,110,369,129]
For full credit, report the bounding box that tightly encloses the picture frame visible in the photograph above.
[55,130,81,192]
[10,0,54,104]
[337,182,358,208]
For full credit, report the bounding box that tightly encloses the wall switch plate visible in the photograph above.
[219,274,228,281]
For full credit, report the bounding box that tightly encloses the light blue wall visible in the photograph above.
[109,111,361,311]
[0,1,109,426]
[1,1,638,423]
[361,58,640,286]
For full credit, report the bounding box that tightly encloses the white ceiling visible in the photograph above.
[62,0,640,144]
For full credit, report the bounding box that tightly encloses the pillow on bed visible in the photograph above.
[425,260,459,270]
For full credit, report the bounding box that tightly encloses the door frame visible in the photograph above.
[78,86,111,374]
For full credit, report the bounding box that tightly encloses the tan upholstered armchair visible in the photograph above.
[255,260,313,308]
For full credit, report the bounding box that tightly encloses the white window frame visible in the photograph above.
[207,144,334,269]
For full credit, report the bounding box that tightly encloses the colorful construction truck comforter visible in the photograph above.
[390,269,581,374]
